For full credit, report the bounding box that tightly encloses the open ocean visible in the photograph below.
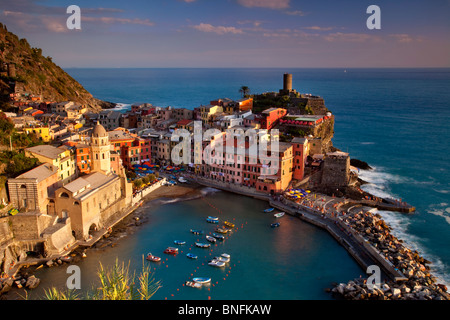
[31,68,450,299]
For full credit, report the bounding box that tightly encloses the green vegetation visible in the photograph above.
[0,150,40,178]
[239,85,250,98]
[252,93,292,113]
[43,258,161,300]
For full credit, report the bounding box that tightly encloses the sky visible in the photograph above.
[0,0,449,68]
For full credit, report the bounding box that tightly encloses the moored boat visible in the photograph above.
[192,277,211,284]
[185,281,202,288]
[186,253,198,259]
[208,259,226,268]
[206,218,219,224]
[263,208,274,213]
[190,229,204,235]
[212,233,225,240]
[195,242,211,248]
[215,227,228,234]
[174,240,186,245]
[271,222,281,228]
[223,221,235,228]
[274,212,285,218]
[206,235,216,243]
[146,253,161,262]
[163,247,179,255]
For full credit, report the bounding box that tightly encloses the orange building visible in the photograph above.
[291,137,309,181]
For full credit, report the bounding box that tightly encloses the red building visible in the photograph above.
[291,137,309,181]
[257,108,287,130]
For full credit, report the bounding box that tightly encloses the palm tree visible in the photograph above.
[239,86,250,98]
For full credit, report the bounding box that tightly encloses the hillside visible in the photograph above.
[0,22,114,112]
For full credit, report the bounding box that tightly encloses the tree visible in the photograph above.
[239,86,250,98]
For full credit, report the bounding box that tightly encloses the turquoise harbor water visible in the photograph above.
[30,68,450,299]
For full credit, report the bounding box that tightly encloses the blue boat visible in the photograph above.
[195,242,211,248]
[206,218,219,224]
[271,222,281,228]
[186,253,198,259]
[190,229,204,235]
[263,208,274,213]
[212,233,225,240]
[174,240,186,245]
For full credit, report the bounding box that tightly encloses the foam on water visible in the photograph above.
[359,168,450,287]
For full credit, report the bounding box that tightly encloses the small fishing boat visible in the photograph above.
[221,253,231,260]
[223,221,235,228]
[271,222,281,228]
[207,216,219,221]
[146,253,161,262]
[206,235,216,243]
[163,247,179,255]
[190,229,204,235]
[215,255,230,263]
[186,253,198,259]
[212,233,225,240]
[208,259,226,268]
[263,208,274,213]
[206,218,219,224]
[274,212,285,218]
[174,240,186,245]
[192,277,211,284]
[215,227,228,234]
[185,281,202,288]
[195,242,211,248]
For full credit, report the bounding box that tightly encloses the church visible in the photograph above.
[53,122,133,240]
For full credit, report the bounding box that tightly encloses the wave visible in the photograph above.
[113,103,131,113]
[358,167,450,287]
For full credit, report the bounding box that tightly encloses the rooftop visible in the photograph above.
[26,145,66,159]
[16,163,58,182]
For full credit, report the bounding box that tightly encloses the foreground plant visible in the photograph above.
[43,256,161,300]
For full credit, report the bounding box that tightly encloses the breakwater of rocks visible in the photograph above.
[331,210,449,300]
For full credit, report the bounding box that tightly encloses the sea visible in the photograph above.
[29,68,450,300]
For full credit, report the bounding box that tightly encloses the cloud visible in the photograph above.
[82,16,155,27]
[304,26,334,31]
[284,10,306,16]
[323,32,382,43]
[192,23,244,35]
[389,34,421,43]
[237,0,290,9]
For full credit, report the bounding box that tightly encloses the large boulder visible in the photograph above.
[25,275,40,289]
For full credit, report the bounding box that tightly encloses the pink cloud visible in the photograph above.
[193,23,244,35]
[237,0,290,9]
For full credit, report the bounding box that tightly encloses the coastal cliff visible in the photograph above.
[0,23,113,112]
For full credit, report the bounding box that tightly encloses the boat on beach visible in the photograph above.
[146,253,161,262]
[163,247,179,255]
[274,212,285,218]
[264,208,274,213]
[206,235,216,243]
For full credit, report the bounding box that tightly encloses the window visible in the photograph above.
[60,192,69,198]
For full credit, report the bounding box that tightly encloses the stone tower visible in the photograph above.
[91,122,111,174]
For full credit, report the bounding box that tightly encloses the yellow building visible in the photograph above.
[25,145,77,185]
[23,125,52,142]
[200,105,223,125]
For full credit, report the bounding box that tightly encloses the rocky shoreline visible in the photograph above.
[330,210,449,300]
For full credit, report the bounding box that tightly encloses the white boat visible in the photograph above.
[178,177,188,183]
[215,256,229,263]
[274,212,285,218]
[208,259,226,268]
[192,277,211,284]
[185,281,202,288]
[221,253,231,260]
[206,235,216,243]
